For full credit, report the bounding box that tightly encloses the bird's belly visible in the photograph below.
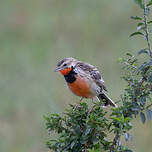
[67,76,95,98]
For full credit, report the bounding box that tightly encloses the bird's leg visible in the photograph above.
[74,97,83,111]
[88,98,94,114]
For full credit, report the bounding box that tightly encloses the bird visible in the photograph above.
[54,57,117,110]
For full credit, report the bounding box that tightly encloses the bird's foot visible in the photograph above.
[73,97,83,112]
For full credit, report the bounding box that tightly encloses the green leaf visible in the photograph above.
[113,117,121,121]
[75,125,81,134]
[70,141,75,149]
[148,72,152,82]
[140,112,146,124]
[138,62,148,71]
[125,133,129,141]
[147,1,152,7]
[139,96,146,106]
[148,20,152,24]
[134,0,144,8]
[43,115,50,122]
[137,49,150,56]
[121,114,125,120]
[125,133,133,142]
[88,148,95,152]
[146,109,152,121]
[126,53,133,57]
[91,136,99,144]
[130,16,142,20]
[148,59,152,66]
[130,32,144,37]
[145,7,150,16]
[118,57,124,62]
[137,22,144,26]
[85,127,91,135]
[137,25,144,31]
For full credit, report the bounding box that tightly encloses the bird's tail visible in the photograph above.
[97,93,117,107]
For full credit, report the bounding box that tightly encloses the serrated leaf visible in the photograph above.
[140,112,146,124]
[137,49,150,56]
[130,16,142,20]
[130,32,144,37]
[146,109,152,121]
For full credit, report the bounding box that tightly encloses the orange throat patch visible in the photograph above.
[59,67,72,75]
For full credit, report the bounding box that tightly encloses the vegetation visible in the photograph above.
[44,0,152,151]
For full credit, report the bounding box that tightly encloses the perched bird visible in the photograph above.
[54,57,117,110]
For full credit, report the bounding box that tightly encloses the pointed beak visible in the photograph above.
[54,66,62,72]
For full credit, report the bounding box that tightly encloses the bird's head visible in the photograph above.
[54,57,77,75]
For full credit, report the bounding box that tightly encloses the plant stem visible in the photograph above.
[110,132,121,152]
[143,0,152,57]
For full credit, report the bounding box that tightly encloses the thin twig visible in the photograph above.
[143,0,152,57]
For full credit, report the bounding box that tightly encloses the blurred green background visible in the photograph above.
[0,0,152,151]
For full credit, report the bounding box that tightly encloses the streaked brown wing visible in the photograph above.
[75,62,107,91]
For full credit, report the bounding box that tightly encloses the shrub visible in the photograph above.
[44,1,152,151]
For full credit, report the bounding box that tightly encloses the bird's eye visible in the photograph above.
[63,63,67,66]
